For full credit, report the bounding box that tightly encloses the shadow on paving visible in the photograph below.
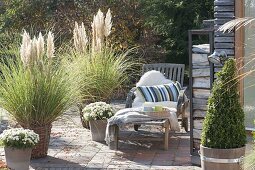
[30,156,87,168]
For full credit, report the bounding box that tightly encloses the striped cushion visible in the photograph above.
[137,82,181,102]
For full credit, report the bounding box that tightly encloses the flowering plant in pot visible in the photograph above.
[83,102,114,142]
[200,58,246,170]
[0,128,39,170]
[0,30,80,158]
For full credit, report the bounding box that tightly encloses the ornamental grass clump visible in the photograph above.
[70,9,137,102]
[0,128,39,149]
[82,102,114,121]
[0,30,80,127]
[201,58,246,149]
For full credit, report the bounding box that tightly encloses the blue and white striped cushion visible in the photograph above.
[137,82,181,102]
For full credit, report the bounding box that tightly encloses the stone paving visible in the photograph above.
[0,102,200,170]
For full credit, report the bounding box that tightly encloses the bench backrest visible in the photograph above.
[142,63,185,86]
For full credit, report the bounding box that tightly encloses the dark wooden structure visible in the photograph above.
[189,0,236,166]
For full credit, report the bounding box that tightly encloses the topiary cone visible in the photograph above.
[201,58,246,149]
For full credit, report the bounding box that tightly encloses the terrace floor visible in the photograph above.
[0,101,200,170]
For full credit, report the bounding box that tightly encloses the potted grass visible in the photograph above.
[0,31,79,158]
[0,128,39,170]
[82,102,114,142]
[70,9,137,128]
[200,58,246,170]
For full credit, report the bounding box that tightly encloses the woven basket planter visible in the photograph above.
[77,103,90,129]
[29,124,52,159]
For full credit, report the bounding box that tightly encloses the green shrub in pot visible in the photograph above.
[200,58,246,170]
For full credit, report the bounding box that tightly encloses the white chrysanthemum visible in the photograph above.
[82,102,114,121]
[0,128,39,148]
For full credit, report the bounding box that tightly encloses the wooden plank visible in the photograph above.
[214,12,235,18]
[193,98,208,105]
[193,103,208,110]
[235,0,244,106]
[215,31,234,36]
[192,68,210,77]
[194,119,203,130]
[193,89,211,99]
[214,6,234,12]
[193,77,210,88]
[214,36,234,43]
[214,42,234,49]
[215,18,234,25]
[193,109,207,118]
[192,54,209,66]
[214,1,234,6]
[193,129,202,139]
[215,49,235,55]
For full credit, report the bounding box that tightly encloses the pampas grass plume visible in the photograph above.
[37,32,44,59]
[104,9,112,37]
[20,30,32,66]
[47,31,55,58]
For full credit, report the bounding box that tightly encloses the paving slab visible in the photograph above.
[0,101,200,169]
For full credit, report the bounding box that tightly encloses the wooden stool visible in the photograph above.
[108,119,170,150]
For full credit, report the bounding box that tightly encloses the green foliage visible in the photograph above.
[68,47,138,103]
[140,0,214,64]
[201,59,246,149]
[0,0,142,51]
[0,47,80,127]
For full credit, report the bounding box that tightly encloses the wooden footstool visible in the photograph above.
[109,119,170,150]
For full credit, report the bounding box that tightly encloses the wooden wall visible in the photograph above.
[214,0,235,58]
[191,52,211,154]
[190,0,236,165]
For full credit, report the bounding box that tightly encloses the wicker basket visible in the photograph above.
[30,124,52,159]
[140,108,170,119]
[78,103,90,129]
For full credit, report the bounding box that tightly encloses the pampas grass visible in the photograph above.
[69,8,138,102]
[0,31,80,127]
[71,47,137,102]
[91,8,112,53]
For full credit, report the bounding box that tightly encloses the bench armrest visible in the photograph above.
[125,87,137,108]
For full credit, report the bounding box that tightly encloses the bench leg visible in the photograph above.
[114,125,119,150]
[164,121,170,150]
[108,125,119,150]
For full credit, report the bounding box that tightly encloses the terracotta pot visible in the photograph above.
[5,147,32,170]
[200,145,245,170]
[89,119,107,142]
[30,124,52,159]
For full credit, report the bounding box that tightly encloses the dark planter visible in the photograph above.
[200,145,245,170]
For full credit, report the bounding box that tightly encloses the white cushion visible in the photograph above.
[133,70,174,107]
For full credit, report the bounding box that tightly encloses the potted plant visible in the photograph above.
[0,31,79,158]
[70,9,137,129]
[200,58,246,170]
[0,128,39,170]
[82,102,114,142]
